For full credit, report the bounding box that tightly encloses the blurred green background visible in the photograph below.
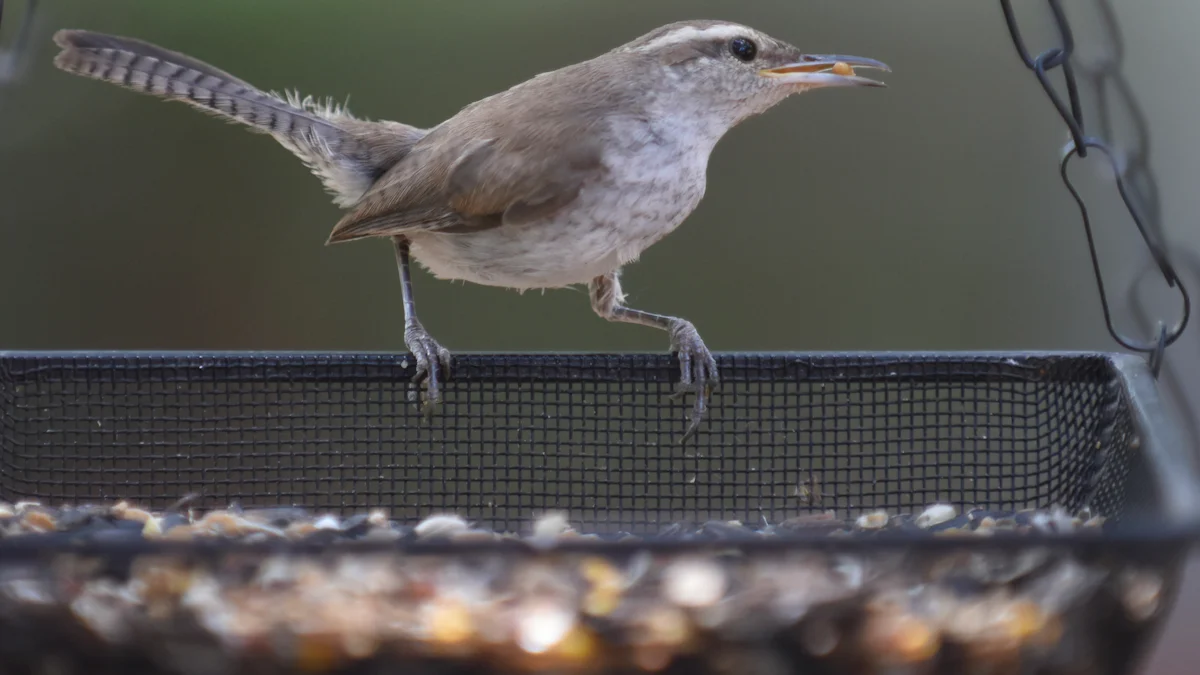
[1,1,1198,672]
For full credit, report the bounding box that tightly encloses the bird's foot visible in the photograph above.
[404,321,452,418]
[666,320,718,444]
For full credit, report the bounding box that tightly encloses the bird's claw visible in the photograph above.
[668,320,718,444]
[404,322,452,419]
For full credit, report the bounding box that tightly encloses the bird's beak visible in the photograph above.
[759,54,890,88]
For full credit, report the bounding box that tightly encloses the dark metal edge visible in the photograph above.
[1109,353,1200,528]
[0,349,1114,384]
[0,521,1196,563]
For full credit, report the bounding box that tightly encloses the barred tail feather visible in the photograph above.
[51,29,407,206]
[52,30,339,139]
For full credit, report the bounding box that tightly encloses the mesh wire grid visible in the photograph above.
[0,351,1178,536]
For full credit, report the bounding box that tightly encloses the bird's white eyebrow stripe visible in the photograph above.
[633,25,751,52]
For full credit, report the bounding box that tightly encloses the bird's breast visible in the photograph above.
[587,138,709,253]
[408,125,711,291]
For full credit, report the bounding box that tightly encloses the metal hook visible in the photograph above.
[1059,138,1191,353]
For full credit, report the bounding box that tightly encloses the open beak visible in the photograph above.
[759,54,890,88]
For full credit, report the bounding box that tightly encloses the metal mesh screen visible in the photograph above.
[0,353,1135,534]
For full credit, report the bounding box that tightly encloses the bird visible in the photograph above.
[50,19,888,443]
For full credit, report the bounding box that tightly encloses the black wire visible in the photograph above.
[0,0,37,85]
[999,0,1190,373]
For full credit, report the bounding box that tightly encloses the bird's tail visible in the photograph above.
[52,30,423,206]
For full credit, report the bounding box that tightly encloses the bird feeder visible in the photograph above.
[0,351,1197,675]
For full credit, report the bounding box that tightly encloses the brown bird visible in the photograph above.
[51,20,888,442]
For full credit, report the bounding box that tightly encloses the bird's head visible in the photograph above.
[616,20,889,124]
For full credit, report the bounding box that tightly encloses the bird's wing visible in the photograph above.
[325,118,606,243]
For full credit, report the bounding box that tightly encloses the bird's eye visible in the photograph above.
[729,37,757,62]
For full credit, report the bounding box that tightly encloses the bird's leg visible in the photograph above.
[393,236,452,417]
[589,270,718,443]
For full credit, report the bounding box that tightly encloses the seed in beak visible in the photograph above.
[831,61,854,77]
